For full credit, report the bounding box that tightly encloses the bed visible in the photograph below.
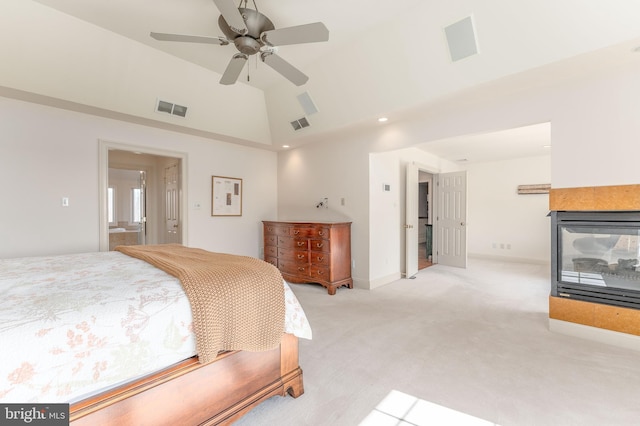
[0,245,312,425]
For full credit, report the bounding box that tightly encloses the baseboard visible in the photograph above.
[549,318,640,352]
[468,253,549,265]
[352,277,369,290]
[367,272,402,290]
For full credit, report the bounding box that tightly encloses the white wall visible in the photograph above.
[466,155,551,263]
[0,97,277,259]
[551,62,640,188]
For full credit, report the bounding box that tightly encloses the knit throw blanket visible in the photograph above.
[115,244,285,364]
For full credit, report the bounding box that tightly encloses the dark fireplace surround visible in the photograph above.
[549,184,640,337]
[551,210,640,309]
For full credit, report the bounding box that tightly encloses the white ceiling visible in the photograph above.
[417,122,551,164]
[19,1,640,162]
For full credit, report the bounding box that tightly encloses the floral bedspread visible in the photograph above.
[0,251,311,403]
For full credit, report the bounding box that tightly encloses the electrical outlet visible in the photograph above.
[61,197,69,207]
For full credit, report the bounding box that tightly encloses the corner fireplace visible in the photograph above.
[551,211,640,309]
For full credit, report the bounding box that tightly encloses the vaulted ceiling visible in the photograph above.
[6,1,640,160]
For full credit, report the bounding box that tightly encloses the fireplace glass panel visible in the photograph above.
[560,225,640,291]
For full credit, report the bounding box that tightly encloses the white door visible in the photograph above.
[165,162,181,244]
[435,171,467,268]
[405,163,419,278]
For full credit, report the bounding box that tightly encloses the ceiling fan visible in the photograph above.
[150,0,329,86]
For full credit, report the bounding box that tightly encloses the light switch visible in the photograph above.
[62,197,69,207]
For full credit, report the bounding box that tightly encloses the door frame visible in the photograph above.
[405,164,469,273]
[405,162,440,277]
[98,140,189,251]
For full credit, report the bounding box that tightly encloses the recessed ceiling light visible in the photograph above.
[282,145,290,148]
[378,117,388,122]
[543,145,551,148]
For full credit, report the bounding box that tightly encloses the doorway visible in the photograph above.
[418,174,433,270]
[405,164,467,278]
[107,167,146,250]
[99,141,187,251]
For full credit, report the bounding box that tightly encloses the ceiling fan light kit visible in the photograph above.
[150,0,329,86]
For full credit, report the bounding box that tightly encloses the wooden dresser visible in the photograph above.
[263,221,352,295]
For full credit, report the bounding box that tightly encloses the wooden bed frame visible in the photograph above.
[70,333,303,425]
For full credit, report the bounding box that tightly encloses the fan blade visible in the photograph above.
[150,32,229,45]
[212,0,247,35]
[261,22,329,46]
[220,54,248,85]
[261,52,308,86]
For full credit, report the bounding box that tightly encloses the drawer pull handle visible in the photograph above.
[297,267,306,271]
[293,230,299,235]
[317,256,324,262]
[297,254,305,259]
[317,270,323,275]
[319,230,325,236]
[297,242,305,247]
[316,243,323,248]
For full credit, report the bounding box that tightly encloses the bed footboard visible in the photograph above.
[70,333,302,425]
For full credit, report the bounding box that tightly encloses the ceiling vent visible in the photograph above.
[444,16,479,62]
[156,99,188,118]
[290,117,310,131]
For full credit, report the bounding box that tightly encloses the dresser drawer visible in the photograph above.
[309,252,329,265]
[278,248,308,263]
[309,238,330,252]
[264,245,278,257]
[264,224,290,237]
[279,236,308,249]
[310,265,330,281]
[279,260,310,276]
[290,226,331,238]
[264,235,279,247]
[264,256,278,267]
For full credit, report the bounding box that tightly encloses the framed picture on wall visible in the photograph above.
[211,176,242,216]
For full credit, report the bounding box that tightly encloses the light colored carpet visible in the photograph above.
[234,258,640,425]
